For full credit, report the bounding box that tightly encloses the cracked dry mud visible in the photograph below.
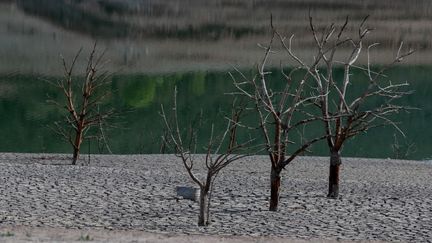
[0,153,431,242]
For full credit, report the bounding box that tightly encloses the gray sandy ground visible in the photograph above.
[0,226,347,243]
[0,153,431,242]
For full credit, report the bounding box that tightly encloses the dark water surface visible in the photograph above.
[1,1,432,160]
[0,66,430,160]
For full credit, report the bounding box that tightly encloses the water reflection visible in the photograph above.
[118,77,158,108]
[0,1,432,160]
[0,66,430,160]
[1,0,432,75]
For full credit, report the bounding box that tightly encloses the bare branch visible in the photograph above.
[48,44,116,165]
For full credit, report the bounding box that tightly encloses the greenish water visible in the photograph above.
[0,66,430,160]
[1,1,431,162]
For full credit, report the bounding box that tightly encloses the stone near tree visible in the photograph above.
[176,186,199,201]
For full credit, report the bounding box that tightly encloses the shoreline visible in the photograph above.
[0,153,431,242]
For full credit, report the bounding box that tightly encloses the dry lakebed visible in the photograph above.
[0,153,431,242]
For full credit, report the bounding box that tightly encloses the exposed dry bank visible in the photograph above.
[0,153,431,242]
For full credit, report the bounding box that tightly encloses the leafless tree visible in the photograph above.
[230,20,328,211]
[391,134,417,160]
[48,44,115,165]
[283,14,415,198]
[160,88,255,226]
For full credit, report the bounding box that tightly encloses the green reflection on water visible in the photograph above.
[118,76,158,108]
[0,66,431,160]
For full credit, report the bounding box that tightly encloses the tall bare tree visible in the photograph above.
[161,88,255,226]
[49,44,115,165]
[230,21,327,211]
[282,15,415,198]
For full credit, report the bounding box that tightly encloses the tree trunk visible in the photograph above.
[269,166,281,211]
[72,129,83,165]
[197,188,209,226]
[328,150,341,198]
[72,147,80,165]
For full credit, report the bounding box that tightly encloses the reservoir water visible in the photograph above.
[1,1,431,160]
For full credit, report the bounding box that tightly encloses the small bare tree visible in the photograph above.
[285,15,415,198]
[391,134,417,160]
[230,21,327,211]
[49,44,115,165]
[160,88,255,226]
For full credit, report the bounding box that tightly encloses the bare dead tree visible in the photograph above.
[282,14,415,198]
[230,21,328,211]
[391,133,417,160]
[48,44,115,165]
[160,87,255,226]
